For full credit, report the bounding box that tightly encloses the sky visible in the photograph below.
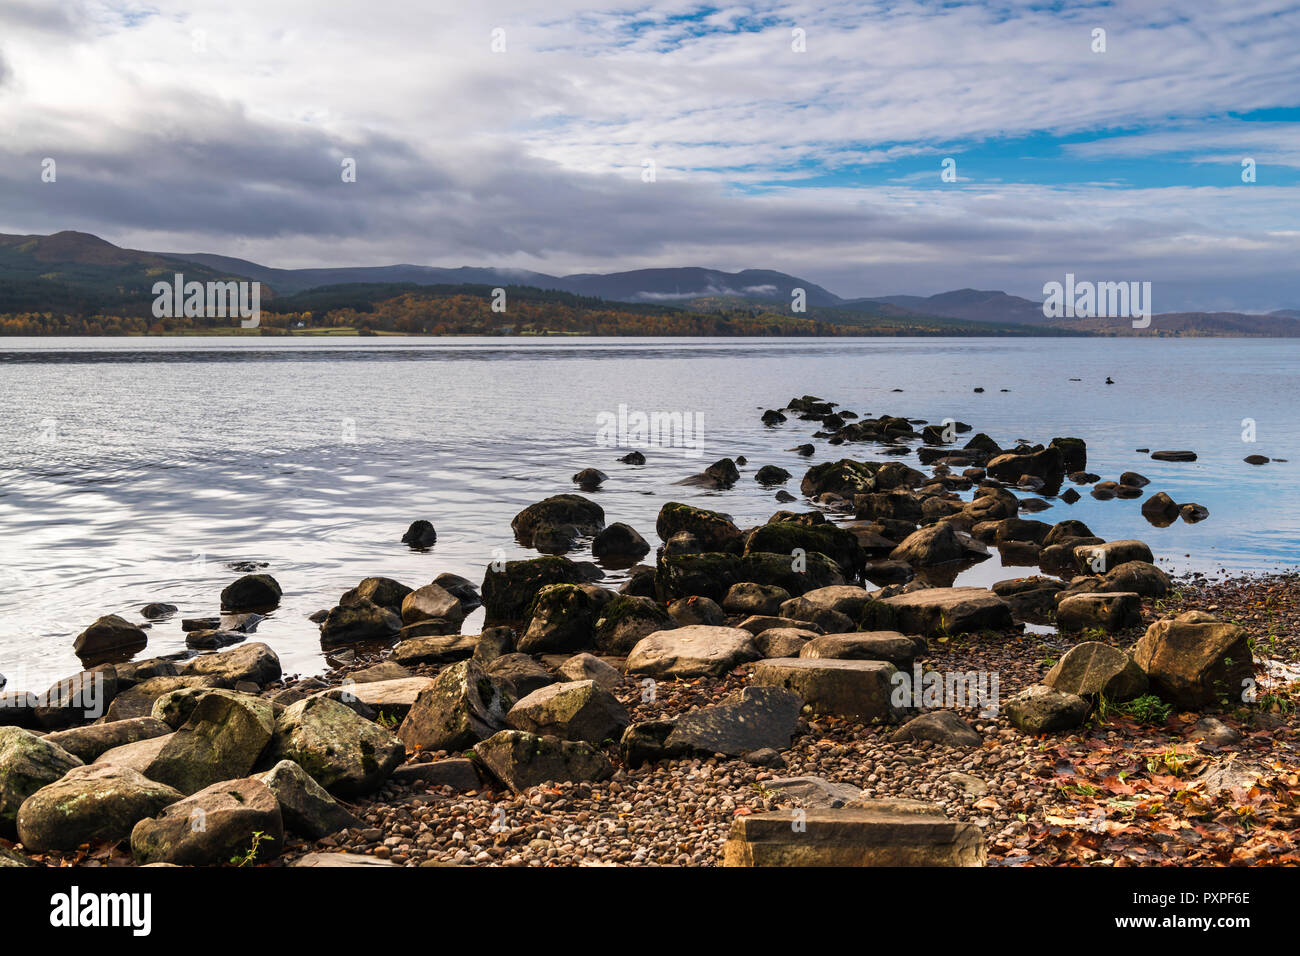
[1,0,1299,310]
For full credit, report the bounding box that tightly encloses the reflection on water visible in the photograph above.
[0,335,1295,688]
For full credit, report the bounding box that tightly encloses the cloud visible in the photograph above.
[0,0,1297,309]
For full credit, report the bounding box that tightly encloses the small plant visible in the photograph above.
[1144,747,1194,777]
[230,831,274,867]
[375,710,399,729]
[1121,694,1173,725]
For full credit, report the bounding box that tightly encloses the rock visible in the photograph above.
[220,573,282,611]
[736,551,845,596]
[401,583,466,629]
[667,595,726,627]
[484,654,557,698]
[1132,611,1255,708]
[178,642,282,686]
[292,851,399,867]
[890,711,982,747]
[0,727,84,835]
[860,587,1013,637]
[1243,454,1269,466]
[471,627,515,665]
[572,467,607,490]
[618,450,646,465]
[481,556,585,626]
[1005,685,1090,734]
[1120,471,1149,487]
[1100,560,1170,597]
[1140,491,1182,525]
[986,446,1064,484]
[517,584,595,654]
[270,697,405,796]
[93,734,173,773]
[433,573,481,611]
[473,730,613,792]
[1195,717,1242,748]
[775,597,854,633]
[104,676,223,722]
[1055,592,1141,633]
[799,631,922,667]
[392,634,478,667]
[512,495,605,549]
[130,777,283,866]
[655,502,743,552]
[656,551,743,602]
[1072,539,1155,574]
[557,652,622,689]
[506,680,629,744]
[774,490,797,503]
[889,522,968,566]
[621,686,802,765]
[625,626,761,679]
[722,582,791,616]
[349,661,413,684]
[395,659,513,754]
[760,776,864,809]
[151,687,212,729]
[1044,642,1148,701]
[253,759,358,839]
[16,764,182,851]
[745,520,863,578]
[592,595,674,655]
[184,628,246,650]
[140,603,177,620]
[44,717,171,763]
[402,520,437,547]
[752,658,901,721]
[796,585,873,620]
[591,522,651,564]
[755,627,817,658]
[390,758,483,790]
[319,599,404,646]
[341,576,412,612]
[723,807,985,866]
[318,677,436,722]
[1050,437,1088,472]
[31,669,118,729]
[755,465,791,485]
[1151,450,1197,462]
[1180,503,1210,523]
[73,615,147,664]
[144,690,276,795]
[800,459,877,498]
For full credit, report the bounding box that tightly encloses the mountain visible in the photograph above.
[0,230,1294,336]
[849,288,1052,326]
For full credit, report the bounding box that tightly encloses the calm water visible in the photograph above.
[0,336,1295,689]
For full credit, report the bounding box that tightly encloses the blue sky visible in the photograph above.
[1,0,1299,310]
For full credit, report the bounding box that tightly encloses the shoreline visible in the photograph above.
[2,398,1297,868]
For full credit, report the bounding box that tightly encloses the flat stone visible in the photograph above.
[752,658,902,721]
[860,587,1013,637]
[625,626,760,679]
[799,631,922,667]
[723,807,985,866]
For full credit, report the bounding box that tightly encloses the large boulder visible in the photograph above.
[752,658,902,721]
[400,583,466,630]
[512,495,605,549]
[746,520,863,578]
[220,573,282,611]
[269,697,405,796]
[1055,592,1141,633]
[557,652,622,689]
[16,764,182,851]
[130,777,283,866]
[340,576,411,613]
[625,626,761,679]
[0,728,84,835]
[592,595,675,654]
[505,680,629,744]
[319,599,403,645]
[1132,611,1255,708]
[1100,561,1171,597]
[105,676,226,722]
[1073,540,1154,574]
[621,686,802,765]
[1005,685,1089,734]
[986,446,1064,484]
[737,551,845,596]
[860,587,1013,637]
[33,669,118,729]
[799,631,922,667]
[481,556,585,626]
[395,659,513,754]
[775,596,853,633]
[44,716,171,763]
[73,615,148,664]
[144,690,276,795]
[889,522,969,567]
[591,523,651,565]
[253,759,358,839]
[655,502,743,552]
[723,807,985,867]
[392,634,478,667]
[473,730,613,792]
[796,585,873,620]
[655,551,743,602]
[800,459,878,498]
[484,654,557,698]
[721,582,791,617]
[178,642,282,686]
[517,584,596,654]
[1044,642,1148,701]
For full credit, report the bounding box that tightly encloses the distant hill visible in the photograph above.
[0,230,1294,336]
